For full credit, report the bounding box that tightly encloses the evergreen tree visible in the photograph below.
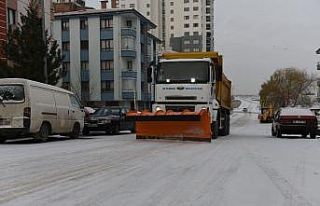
[2,0,62,85]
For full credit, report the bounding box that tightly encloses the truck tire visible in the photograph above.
[226,114,230,135]
[35,122,50,142]
[219,113,228,136]
[211,122,219,139]
[69,123,80,139]
[276,128,282,138]
[0,137,6,143]
[310,132,317,139]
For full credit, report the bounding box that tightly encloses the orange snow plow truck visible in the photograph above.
[126,52,232,142]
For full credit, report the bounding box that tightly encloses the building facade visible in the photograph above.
[165,0,215,52]
[53,9,158,109]
[53,0,87,13]
[103,0,164,49]
[0,0,7,59]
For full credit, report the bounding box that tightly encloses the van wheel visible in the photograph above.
[310,132,317,139]
[35,123,50,142]
[70,123,80,139]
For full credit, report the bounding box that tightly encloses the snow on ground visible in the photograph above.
[1,99,320,206]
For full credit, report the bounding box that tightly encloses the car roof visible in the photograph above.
[280,108,315,116]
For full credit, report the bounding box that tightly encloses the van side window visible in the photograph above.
[70,95,80,109]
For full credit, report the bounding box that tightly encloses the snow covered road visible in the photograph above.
[1,112,320,205]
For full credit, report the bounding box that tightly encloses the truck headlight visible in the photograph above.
[155,106,162,111]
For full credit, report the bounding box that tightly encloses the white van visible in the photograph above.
[0,78,84,143]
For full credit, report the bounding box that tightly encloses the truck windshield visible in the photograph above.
[156,61,209,83]
[0,85,25,102]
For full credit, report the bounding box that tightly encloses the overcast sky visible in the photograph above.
[87,0,320,95]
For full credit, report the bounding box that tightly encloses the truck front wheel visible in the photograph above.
[211,122,219,139]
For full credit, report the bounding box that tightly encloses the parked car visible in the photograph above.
[310,107,320,135]
[271,108,318,138]
[0,78,84,143]
[83,107,135,135]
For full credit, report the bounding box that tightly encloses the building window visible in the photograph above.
[62,62,70,72]
[184,0,189,3]
[206,16,211,22]
[80,40,89,50]
[193,15,199,19]
[170,26,174,30]
[146,12,150,16]
[184,7,190,12]
[193,23,199,27]
[184,32,190,36]
[170,18,174,22]
[7,8,16,26]
[194,48,200,52]
[101,60,114,70]
[184,40,190,45]
[127,61,133,71]
[129,4,135,8]
[126,20,132,27]
[184,16,190,20]
[80,18,88,30]
[170,10,174,14]
[81,61,89,70]
[193,40,199,44]
[193,0,199,2]
[206,8,211,14]
[101,40,113,51]
[206,24,211,30]
[146,3,150,7]
[100,19,113,29]
[122,37,135,50]
[61,20,69,31]
[62,42,70,51]
[193,6,199,11]
[101,81,114,92]
[81,82,89,91]
[170,2,174,6]
[184,24,189,28]
[206,0,211,6]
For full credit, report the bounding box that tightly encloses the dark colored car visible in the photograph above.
[271,108,318,138]
[83,107,135,135]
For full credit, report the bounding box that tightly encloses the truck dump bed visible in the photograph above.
[217,74,232,110]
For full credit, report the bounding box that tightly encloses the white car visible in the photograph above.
[0,78,84,143]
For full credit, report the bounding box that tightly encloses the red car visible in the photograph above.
[271,108,318,138]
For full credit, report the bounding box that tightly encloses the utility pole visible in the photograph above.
[41,0,48,84]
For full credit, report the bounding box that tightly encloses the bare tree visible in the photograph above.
[259,67,316,109]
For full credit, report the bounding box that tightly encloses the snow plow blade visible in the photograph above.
[126,110,212,142]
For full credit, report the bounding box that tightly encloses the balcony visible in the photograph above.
[101,91,114,101]
[101,70,114,81]
[121,27,136,38]
[100,28,113,40]
[80,29,88,40]
[122,91,135,99]
[101,50,114,60]
[122,71,137,79]
[81,70,89,82]
[121,50,136,58]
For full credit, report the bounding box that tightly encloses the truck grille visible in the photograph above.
[0,118,11,126]
[165,106,195,112]
[165,96,197,100]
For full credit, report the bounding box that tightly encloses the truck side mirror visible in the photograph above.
[147,61,154,83]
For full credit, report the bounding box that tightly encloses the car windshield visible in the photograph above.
[92,108,110,116]
[156,61,209,84]
[0,85,25,102]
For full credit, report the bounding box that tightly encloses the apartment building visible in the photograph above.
[103,0,163,48]
[166,0,215,52]
[53,9,159,108]
[53,0,87,12]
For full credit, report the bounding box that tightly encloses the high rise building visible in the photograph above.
[165,0,215,52]
[53,0,87,13]
[103,0,164,49]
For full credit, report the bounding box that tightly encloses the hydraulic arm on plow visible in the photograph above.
[127,52,232,142]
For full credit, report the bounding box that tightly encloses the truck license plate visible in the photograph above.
[293,120,305,124]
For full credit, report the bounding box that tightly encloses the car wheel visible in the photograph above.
[276,128,282,138]
[69,123,80,139]
[310,132,317,139]
[0,137,6,143]
[83,127,89,136]
[35,123,50,142]
[112,123,120,135]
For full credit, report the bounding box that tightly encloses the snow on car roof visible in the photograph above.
[280,108,315,116]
